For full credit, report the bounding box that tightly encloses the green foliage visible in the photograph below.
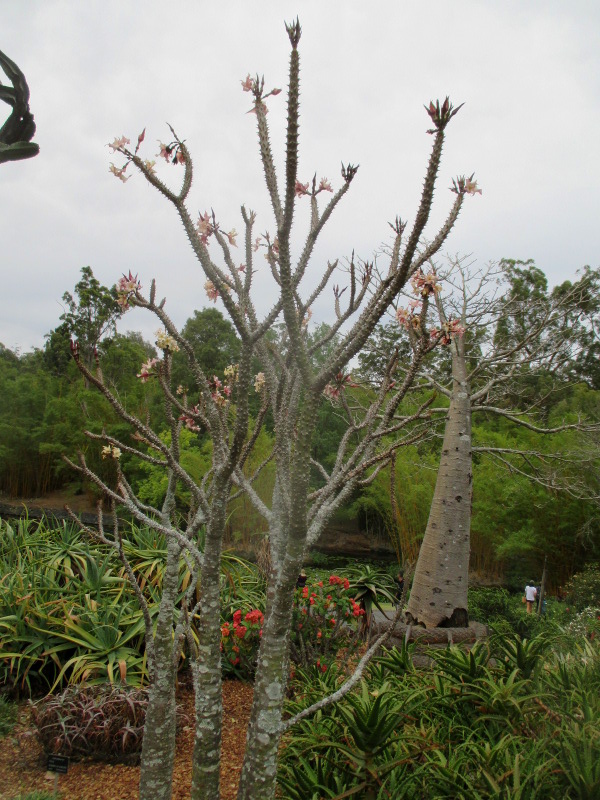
[491,631,551,680]
[468,587,513,622]
[290,575,361,669]
[345,565,396,622]
[56,266,123,370]
[220,608,264,679]
[0,327,161,496]
[8,794,58,800]
[220,553,265,619]
[368,641,415,683]
[0,517,272,696]
[136,428,212,508]
[467,587,552,639]
[564,563,600,611]
[170,308,240,390]
[565,606,600,640]
[30,684,151,763]
[278,634,600,799]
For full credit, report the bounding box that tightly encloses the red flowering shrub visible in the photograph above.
[221,608,264,679]
[290,575,362,669]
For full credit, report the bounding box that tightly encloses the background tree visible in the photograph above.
[401,258,600,628]
[57,265,124,372]
[170,308,241,389]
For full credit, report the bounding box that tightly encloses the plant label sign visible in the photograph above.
[47,754,69,774]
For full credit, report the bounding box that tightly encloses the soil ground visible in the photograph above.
[0,680,253,800]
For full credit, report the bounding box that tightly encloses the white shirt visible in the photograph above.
[525,585,537,602]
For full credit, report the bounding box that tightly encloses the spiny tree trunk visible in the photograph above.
[406,338,472,628]
[190,485,229,800]
[236,407,315,800]
[235,553,302,800]
[139,537,181,800]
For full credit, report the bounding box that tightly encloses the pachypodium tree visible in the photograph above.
[396,258,600,628]
[66,20,477,800]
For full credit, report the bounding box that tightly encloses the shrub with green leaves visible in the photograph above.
[290,575,362,670]
[221,608,264,679]
[0,516,269,695]
[468,586,513,622]
[566,606,600,639]
[564,563,600,611]
[30,683,152,764]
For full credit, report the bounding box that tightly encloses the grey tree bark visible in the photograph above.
[139,537,182,799]
[402,258,599,629]
[406,335,472,628]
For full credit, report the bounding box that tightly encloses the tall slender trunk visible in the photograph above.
[236,549,303,800]
[237,406,315,800]
[406,338,472,628]
[139,537,181,800]
[191,484,229,800]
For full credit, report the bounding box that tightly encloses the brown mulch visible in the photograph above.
[0,680,253,800]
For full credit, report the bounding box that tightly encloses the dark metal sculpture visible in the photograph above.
[0,49,39,164]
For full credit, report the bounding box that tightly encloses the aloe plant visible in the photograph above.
[492,632,550,680]
[346,565,397,639]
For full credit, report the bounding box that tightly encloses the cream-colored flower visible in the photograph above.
[108,136,130,152]
[205,280,219,302]
[109,163,130,183]
[254,372,265,393]
[101,444,121,460]
[224,364,238,382]
[155,329,180,352]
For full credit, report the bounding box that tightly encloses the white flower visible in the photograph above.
[101,444,121,460]
[464,179,482,195]
[155,329,180,352]
[108,136,130,152]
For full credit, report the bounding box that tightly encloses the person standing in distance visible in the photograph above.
[524,580,537,614]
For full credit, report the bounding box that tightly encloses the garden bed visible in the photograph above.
[0,680,253,800]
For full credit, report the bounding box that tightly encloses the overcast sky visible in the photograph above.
[2,0,599,353]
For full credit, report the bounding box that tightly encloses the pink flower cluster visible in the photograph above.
[116,271,142,310]
[197,212,237,250]
[411,268,441,297]
[137,358,160,383]
[323,372,356,402]
[109,163,130,183]
[294,177,333,198]
[396,299,423,331]
[179,404,202,432]
[241,73,282,115]
[157,141,185,165]
[430,318,466,345]
[108,130,146,183]
[210,374,232,407]
[451,174,482,196]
